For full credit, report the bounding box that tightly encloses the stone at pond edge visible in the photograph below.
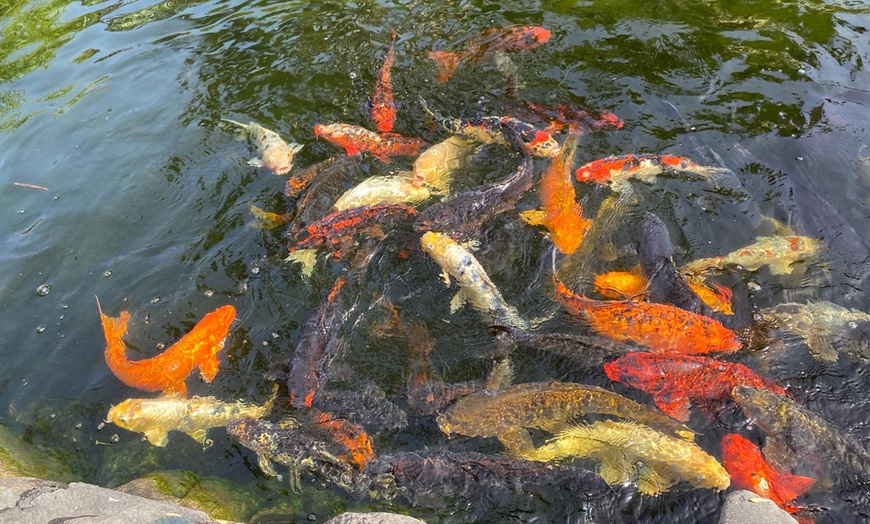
[0,476,224,524]
[718,490,798,524]
[325,512,428,524]
[116,470,259,523]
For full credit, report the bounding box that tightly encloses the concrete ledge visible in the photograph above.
[718,490,798,524]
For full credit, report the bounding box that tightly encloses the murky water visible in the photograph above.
[1,0,870,522]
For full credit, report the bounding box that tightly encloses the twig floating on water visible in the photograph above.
[21,218,43,234]
[14,182,48,191]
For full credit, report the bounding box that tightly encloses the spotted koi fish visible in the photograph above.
[98,298,235,397]
[370,31,397,132]
[427,26,551,83]
[604,352,787,421]
[222,119,303,175]
[314,123,426,162]
[420,98,559,157]
[682,235,821,276]
[553,272,741,355]
[575,153,722,185]
[288,203,418,259]
[517,102,623,136]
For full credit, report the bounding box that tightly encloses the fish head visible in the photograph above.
[721,433,762,473]
[528,132,560,158]
[107,399,144,430]
[524,26,552,47]
[731,386,784,433]
[435,413,452,435]
[603,353,665,389]
[420,231,449,257]
[262,147,296,175]
[695,463,731,491]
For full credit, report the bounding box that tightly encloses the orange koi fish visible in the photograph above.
[97,298,235,397]
[575,154,720,185]
[593,266,734,315]
[553,273,741,355]
[522,136,590,254]
[222,119,303,175]
[721,434,815,514]
[314,123,426,162]
[428,26,551,83]
[312,408,376,469]
[370,31,397,133]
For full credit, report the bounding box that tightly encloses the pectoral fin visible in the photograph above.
[449,290,468,313]
[247,158,265,168]
[185,429,209,445]
[637,465,672,495]
[598,452,633,485]
[144,428,170,447]
[199,354,220,383]
[769,260,795,275]
[257,453,280,479]
[653,394,692,422]
[497,426,535,457]
[519,209,547,226]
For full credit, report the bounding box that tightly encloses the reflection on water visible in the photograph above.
[0,0,869,522]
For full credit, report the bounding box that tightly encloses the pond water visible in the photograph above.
[1,0,870,522]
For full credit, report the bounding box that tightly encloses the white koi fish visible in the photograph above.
[223,119,303,175]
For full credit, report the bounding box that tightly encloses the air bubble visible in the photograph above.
[103,270,113,277]
[203,290,214,298]
[36,325,46,333]
[36,284,51,296]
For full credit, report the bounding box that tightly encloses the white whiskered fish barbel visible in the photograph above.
[107,384,278,447]
[222,119,303,175]
[420,231,527,329]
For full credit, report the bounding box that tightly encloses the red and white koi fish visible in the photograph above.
[370,31,397,132]
[222,119,303,175]
[314,123,426,162]
[575,153,722,185]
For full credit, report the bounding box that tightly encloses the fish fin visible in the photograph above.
[144,428,169,447]
[285,248,318,278]
[162,382,187,397]
[344,144,362,156]
[654,395,692,422]
[761,435,800,474]
[770,469,816,502]
[199,354,220,383]
[769,260,795,275]
[637,465,671,495]
[427,51,461,83]
[289,143,304,155]
[186,429,209,444]
[256,453,281,479]
[439,269,452,287]
[497,426,535,457]
[247,157,264,168]
[805,333,839,362]
[221,118,249,132]
[598,452,634,485]
[483,357,514,390]
[519,209,547,226]
[449,290,467,313]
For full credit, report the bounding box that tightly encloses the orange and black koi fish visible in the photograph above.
[287,155,364,237]
[575,153,721,185]
[289,203,418,259]
[311,408,377,469]
[284,155,340,198]
[427,26,551,83]
[420,98,559,157]
[604,352,787,421]
[314,123,426,162]
[288,276,347,409]
[721,434,815,515]
[370,31,397,133]
[553,272,741,355]
[98,297,235,397]
[517,102,623,136]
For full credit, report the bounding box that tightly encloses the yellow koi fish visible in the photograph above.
[682,235,820,276]
[522,419,730,495]
[759,300,870,361]
[223,119,303,175]
[331,175,431,212]
[420,231,527,329]
[107,385,278,447]
[404,136,475,195]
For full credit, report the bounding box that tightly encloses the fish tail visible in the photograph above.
[262,383,280,415]
[427,51,461,83]
[96,296,131,353]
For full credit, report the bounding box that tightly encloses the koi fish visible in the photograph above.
[420,231,527,329]
[222,119,303,175]
[248,203,291,230]
[311,408,376,469]
[681,235,821,276]
[732,386,870,488]
[517,102,624,136]
[370,31,397,132]
[287,155,364,237]
[289,276,347,409]
[553,272,741,355]
[331,176,430,212]
[107,384,277,447]
[437,381,695,456]
[420,98,559,157]
[314,123,426,161]
[98,298,235,397]
[489,325,644,369]
[520,136,590,254]
[403,136,474,194]
[574,153,723,186]
[227,417,360,494]
[758,300,870,361]
[604,352,787,422]
[522,420,730,495]
[721,434,815,514]
[427,26,551,83]
[284,155,341,197]
[592,268,734,314]
[415,137,533,239]
[288,203,418,260]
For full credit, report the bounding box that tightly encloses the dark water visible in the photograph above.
[1,0,869,522]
